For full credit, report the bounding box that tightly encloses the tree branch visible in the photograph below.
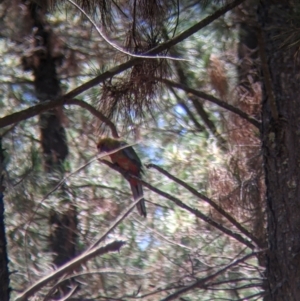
[15,241,125,301]
[162,78,261,128]
[142,176,255,249]
[68,98,119,137]
[0,0,245,131]
[147,164,263,248]
[163,28,228,150]
[88,196,143,250]
[100,161,255,249]
[65,0,246,99]
[160,251,264,301]
[0,98,119,138]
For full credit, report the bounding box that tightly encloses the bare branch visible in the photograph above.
[142,178,255,249]
[161,78,261,128]
[88,196,143,250]
[15,240,125,301]
[160,251,264,301]
[147,164,263,248]
[101,161,256,249]
[68,98,119,138]
[0,98,119,138]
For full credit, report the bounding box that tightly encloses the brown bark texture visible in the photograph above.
[258,2,300,300]
[0,138,10,301]
[237,0,265,242]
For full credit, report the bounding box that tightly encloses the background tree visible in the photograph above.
[21,3,78,298]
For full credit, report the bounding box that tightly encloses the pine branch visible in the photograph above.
[0,0,245,130]
[65,0,246,99]
[162,78,261,128]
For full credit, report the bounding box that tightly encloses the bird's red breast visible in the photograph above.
[110,152,140,185]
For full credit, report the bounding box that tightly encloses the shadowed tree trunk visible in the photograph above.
[235,3,270,299]
[237,1,260,94]
[22,2,78,298]
[258,2,300,300]
[0,137,10,301]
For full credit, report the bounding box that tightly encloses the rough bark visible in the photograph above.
[234,4,269,299]
[22,2,77,298]
[258,2,300,300]
[0,138,10,301]
[237,2,260,93]
[236,0,266,248]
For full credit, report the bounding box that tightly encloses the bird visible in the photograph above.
[97,137,147,217]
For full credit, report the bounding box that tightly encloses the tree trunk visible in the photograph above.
[258,2,300,300]
[0,138,10,301]
[22,2,77,298]
[236,0,266,248]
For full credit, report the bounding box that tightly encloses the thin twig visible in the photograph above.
[0,123,18,137]
[88,196,143,250]
[68,98,119,138]
[53,285,78,301]
[134,218,193,251]
[160,250,265,301]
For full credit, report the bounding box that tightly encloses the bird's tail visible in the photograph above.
[130,182,147,217]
